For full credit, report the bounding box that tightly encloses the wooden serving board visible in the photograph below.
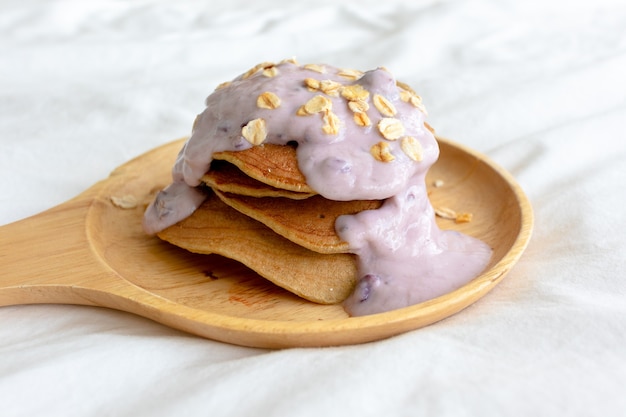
[0,137,533,348]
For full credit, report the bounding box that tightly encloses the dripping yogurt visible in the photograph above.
[143,60,492,316]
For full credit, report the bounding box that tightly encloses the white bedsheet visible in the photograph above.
[2,0,625,415]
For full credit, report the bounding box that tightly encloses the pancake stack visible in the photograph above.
[157,143,382,304]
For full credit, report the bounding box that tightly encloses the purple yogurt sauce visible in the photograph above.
[143,60,492,316]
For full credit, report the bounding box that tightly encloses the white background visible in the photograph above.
[1,0,625,415]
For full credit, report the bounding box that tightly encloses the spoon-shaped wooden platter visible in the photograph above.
[0,137,532,348]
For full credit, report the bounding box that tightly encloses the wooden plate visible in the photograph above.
[0,137,533,348]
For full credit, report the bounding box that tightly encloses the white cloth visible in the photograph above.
[1,0,625,415]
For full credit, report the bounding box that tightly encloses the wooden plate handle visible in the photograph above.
[0,187,116,307]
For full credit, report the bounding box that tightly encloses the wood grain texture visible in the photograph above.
[0,137,533,348]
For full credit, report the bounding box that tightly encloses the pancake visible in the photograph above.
[212,144,316,194]
[202,160,315,200]
[214,190,382,254]
[161,130,375,302]
[157,192,357,304]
